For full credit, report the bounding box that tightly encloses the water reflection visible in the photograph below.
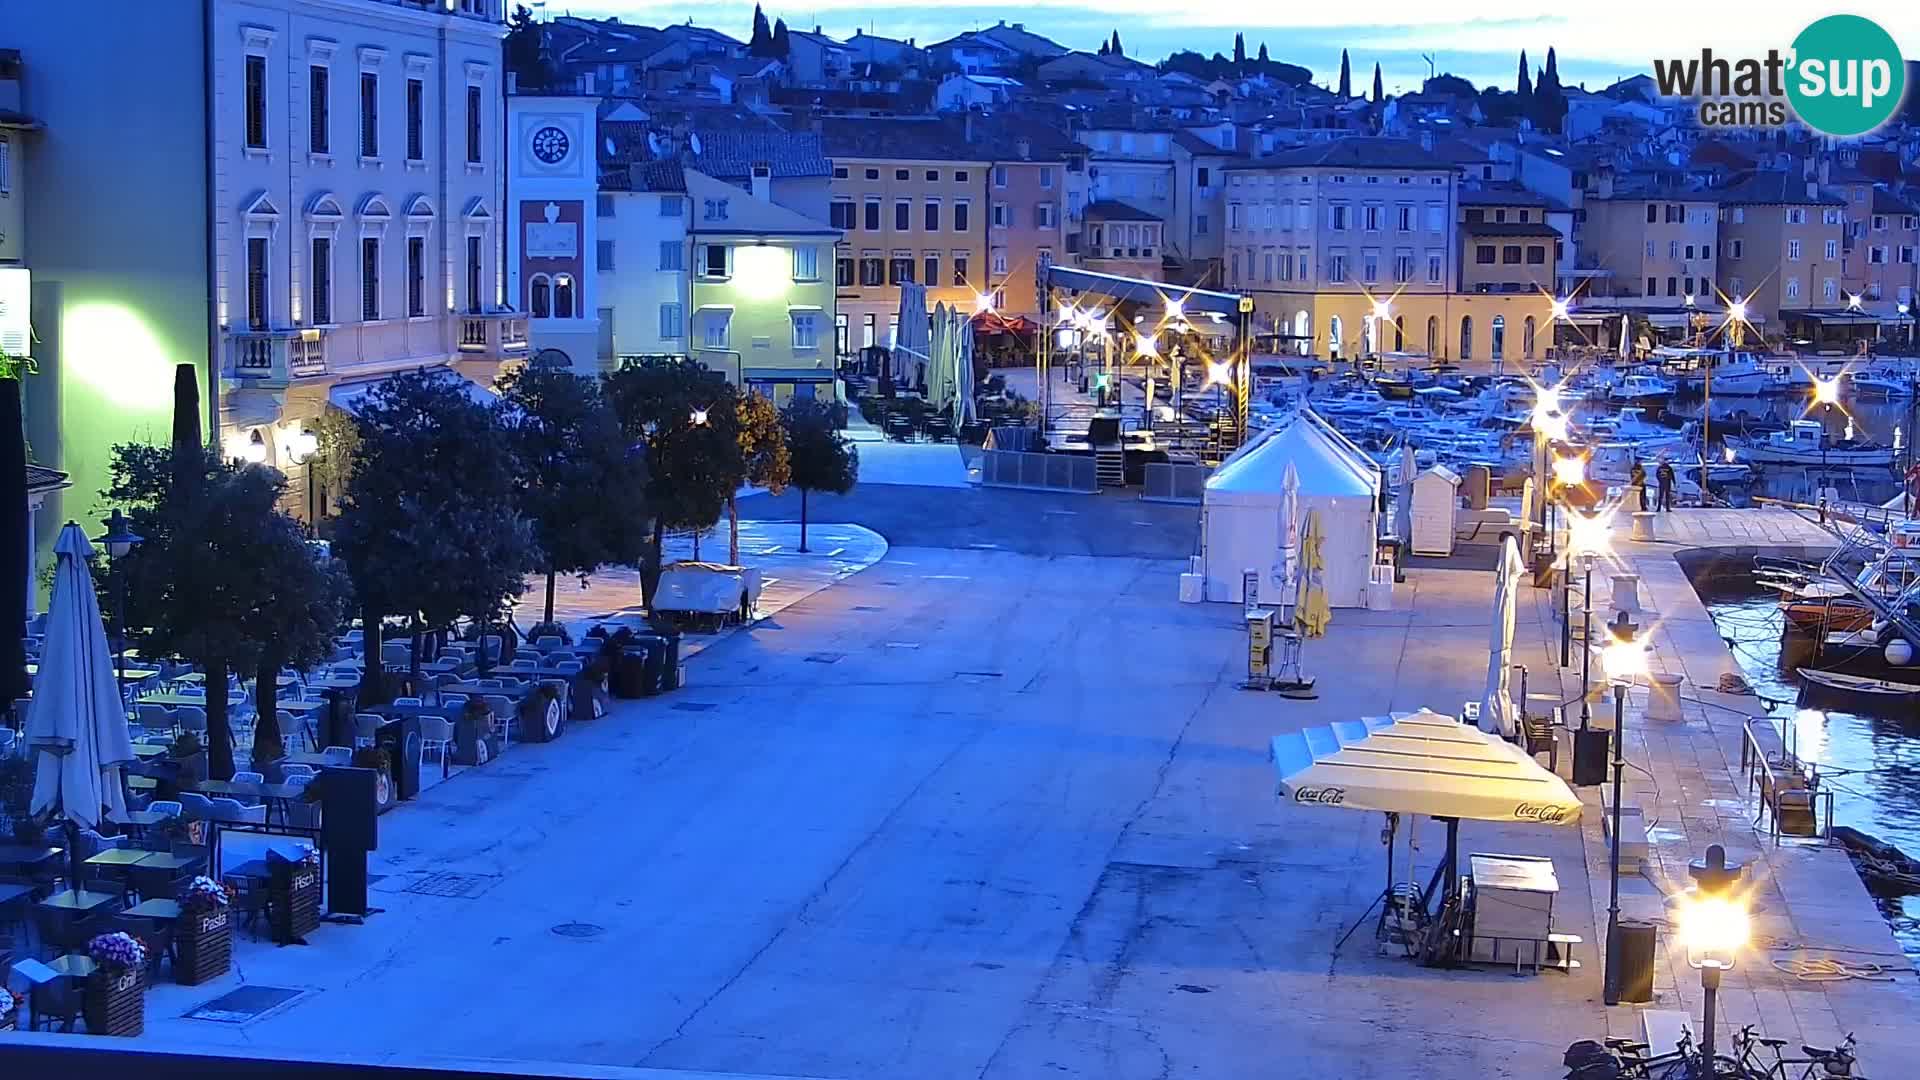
[1663,392,1912,504]
[1702,580,1920,966]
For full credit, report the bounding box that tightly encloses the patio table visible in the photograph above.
[130,743,167,759]
[138,692,211,708]
[124,897,183,921]
[0,844,63,872]
[0,880,34,909]
[47,954,97,979]
[84,848,152,869]
[191,780,307,826]
[37,888,117,915]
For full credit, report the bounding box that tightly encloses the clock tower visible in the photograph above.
[506,94,600,372]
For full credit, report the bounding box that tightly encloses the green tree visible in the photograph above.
[771,18,791,59]
[748,4,773,55]
[1535,49,1567,133]
[1517,50,1533,104]
[1257,43,1268,65]
[603,359,744,606]
[505,4,546,90]
[729,391,790,565]
[246,525,352,767]
[1109,31,1123,57]
[1337,49,1351,97]
[781,399,858,553]
[496,363,649,627]
[1233,33,1245,68]
[1372,62,1384,104]
[331,370,536,694]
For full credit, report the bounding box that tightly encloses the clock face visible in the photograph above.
[531,125,570,165]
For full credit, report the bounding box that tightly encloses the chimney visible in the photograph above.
[964,110,974,144]
[1807,179,1819,200]
[1015,136,1031,160]
[1012,22,1025,31]
[506,70,519,95]
[1596,172,1613,199]
[814,24,822,35]
[1418,129,1434,152]
[1818,157,1830,185]
[582,71,596,95]
[751,162,772,202]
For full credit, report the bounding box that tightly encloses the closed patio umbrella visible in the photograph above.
[1296,508,1331,637]
[1271,461,1300,597]
[1480,536,1526,737]
[1396,440,1415,547]
[29,523,135,890]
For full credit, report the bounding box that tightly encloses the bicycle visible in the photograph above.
[1566,1029,1746,1079]
[1732,1026,1863,1079]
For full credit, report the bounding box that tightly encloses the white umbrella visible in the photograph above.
[955,311,977,428]
[1480,536,1526,738]
[926,302,950,410]
[1396,440,1416,547]
[1618,314,1632,361]
[30,523,135,885]
[1272,460,1300,596]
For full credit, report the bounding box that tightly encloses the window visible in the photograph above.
[1194,212,1207,236]
[861,313,876,347]
[1786,207,1806,225]
[859,253,883,286]
[895,200,911,231]
[245,237,269,329]
[888,254,913,284]
[702,311,730,349]
[994,165,1008,188]
[1786,277,1801,301]
[1667,277,1678,296]
[405,78,424,161]
[830,199,855,230]
[1824,208,1843,225]
[792,245,819,281]
[1327,251,1348,283]
[1668,240,1679,259]
[1362,205,1381,231]
[407,236,425,317]
[1228,204,1243,230]
[1361,250,1379,283]
[924,200,940,231]
[1037,203,1056,228]
[895,168,909,181]
[361,238,380,320]
[864,199,880,231]
[991,203,1009,228]
[1729,239,1744,259]
[1393,252,1413,283]
[1645,204,1658,224]
[864,168,879,180]
[596,239,615,271]
[1425,316,1438,356]
[1869,245,1888,264]
[530,275,550,318]
[1475,245,1496,265]
[833,166,848,179]
[660,196,682,217]
[309,65,330,154]
[311,237,332,324]
[793,312,819,350]
[1425,204,1445,232]
[702,198,729,221]
[836,254,854,287]
[1397,205,1413,231]
[1490,314,1504,362]
[1823,278,1838,303]
[952,254,969,286]
[245,54,267,149]
[1329,204,1350,231]
[465,235,481,314]
[658,241,682,271]
[659,302,683,339]
[358,72,380,158]
[1824,239,1839,260]
[1041,167,1055,190]
[1787,239,1802,261]
[1684,276,1695,295]
[1502,245,1521,264]
[1523,315,1536,358]
[925,169,938,182]
[1646,240,1656,259]
[991,248,1007,275]
[1459,315,1473,360]
[466,85,483,164]
[1901,246,1917,264]
[954,202,970,232]
[1732,207,1745,224]
[1646,277,1658,296]
[703,244,729,278]
[1296,202,1311,230]
[1526,245,1546,264]
[923,252,939,284]
[1426,250,1443,284]
[955,170,969,183]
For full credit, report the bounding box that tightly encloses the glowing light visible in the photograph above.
[1058,306,1078,326]
[690,408,709,426]
[1845,417,1856,442]
[1565,506,1613,558]
[1134,334,1158,357]
[1549,297,1571,320]
[1552,453,1588,489]
[730,244,792,301]
[1846,293,1863,311]
[1370,299,1392,321]
[1676,894,1750,964]
[61,302,177,411]
[1901,302,1912,317]
[1728,298,1749,323]
[1600,633,1646,683]
[1534,410,1569,444]
[1723,444,1736,464]
[974,292,994,314]
[1683,293,1696,307]
[229,430,268,464]
[1204,359,1234,388]
[1812,377,1841,406]
[1165,296,1184,318]
[287,429,319,462]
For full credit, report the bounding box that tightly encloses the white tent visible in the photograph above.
[1203,411,1380,606]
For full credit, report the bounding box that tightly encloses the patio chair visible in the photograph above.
[507,658,539,673]
[353,713,383,749]
[393,696,422,707]
[483,694,515,750]
[279,763,315,779]
[533,634,565,654]
[440,693,468,714]
[12,959,82,1032]
[230,770,265,802]
[177,793,216,820]
[127,860,190,906]
[107,913,172,981]
[135,703,175,734]
[223,873,269,939]
[554,660,583,676]
[210,797,264,825]
[31,907,110,958]
[418,715,453,771]
[177,685,206,701]
[176,706,208,739]
[320,745,353,766]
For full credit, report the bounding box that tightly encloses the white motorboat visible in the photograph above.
[1848,372,1917,398]
[1726,419,1897,467]
[1609,373,1676,405]
[1313,387,1389,417]
[1655,347,1774,396]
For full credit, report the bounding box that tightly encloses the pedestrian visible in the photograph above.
[1629,460,1648,512]
[1655,458,1676,512]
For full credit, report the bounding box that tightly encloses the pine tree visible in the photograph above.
[771,17,791,58]
[748,4,772,56]
[1534,47,1567,134]
[1337,49,1352,98]
[1097,38,1108,57]
[1371,62,1383,104]
[1234,33,1246,67]
[1110,31,1123,57]
[1257,43,1269,65]
[1517,50,1532,102]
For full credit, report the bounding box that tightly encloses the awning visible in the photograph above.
[1271,709,1581,824]
[1042,264,1245,315]
[328,368,497,415]
[742,368,836,383]
[1794,309,1882,326]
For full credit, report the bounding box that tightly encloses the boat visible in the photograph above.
[1655,347,1774,396]
[1833,826,1920,897]
[1847,372,1916,398]
[1608,373,1676,405]
[1726,419,1897,467]
[1798,669,1920,699]
[1781,598,1875,634]
[1312,387,1389,417]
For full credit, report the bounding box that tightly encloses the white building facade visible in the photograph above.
[597,172,689,363]
[505,94,601,372]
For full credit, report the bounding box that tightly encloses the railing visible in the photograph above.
[289,334,327,377]
[1140,462,1208,503]
[1739,716,1835,845]
[457,312,531,356]
[979,450,1097,493]
[459,317,489,349]
[228,329,326,383]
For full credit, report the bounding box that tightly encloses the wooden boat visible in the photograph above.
[1834,826,1920,897]
[1781,599,1875,634]
[1799,669,1920,699]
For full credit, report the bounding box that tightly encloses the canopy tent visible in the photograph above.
[1480,536,1526,738]
[1203,411,1379,606]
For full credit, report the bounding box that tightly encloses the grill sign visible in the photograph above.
[1514,802,1568,823]
[1293,786,1347,806]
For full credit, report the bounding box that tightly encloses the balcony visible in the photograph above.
[228,328,329,386]
[458,310,530,359]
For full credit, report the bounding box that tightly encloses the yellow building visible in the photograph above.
[684,169,841,403]
[1266,290,1555,366]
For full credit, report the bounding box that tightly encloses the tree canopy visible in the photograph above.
[1371,63,1384,104]
[1337,49,1351,97]
[504,5,548,90]
[781,399,858,553]
[748,4,773,55]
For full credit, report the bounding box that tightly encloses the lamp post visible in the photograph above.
[1598,615,1644,1006]
[94,509,143,691]
[287,427,320,529]
[1676,845,1748,1065]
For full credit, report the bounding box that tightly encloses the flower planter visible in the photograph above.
[175,907,233,985]
[515,687,567,743]
[84,969,144,1037]
[269,859,322,944]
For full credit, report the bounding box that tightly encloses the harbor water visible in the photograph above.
[1667,391,1914,506]
[1699,575,1920,968]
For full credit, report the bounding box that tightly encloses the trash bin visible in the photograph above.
[611,644,653,699]
[632,634,667,694]
[1572,726,1610,787]
[659,632,683,691]
[1614,919,1657,1003]
[374,714,421,801]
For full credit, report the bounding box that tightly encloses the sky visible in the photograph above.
[539,2,1919,96]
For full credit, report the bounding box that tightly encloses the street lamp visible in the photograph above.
[1567,508,1613,726]
[1675,845,1748,1064]
[94,509,143,691]
[1599,614,1645,1006]
[287,427,320,527]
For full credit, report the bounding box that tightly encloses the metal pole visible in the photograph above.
[113,563,128,690]
[1561,549,1572,669]
[1580,558,1593,724]
[1602,677,1625,1005]
[1700,963,1721,1064]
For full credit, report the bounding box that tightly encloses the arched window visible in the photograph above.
[530,274,551,318]
[1293,311,1310,356]
[1523,315,1537,358]
[1328,315,1344,359]
[1426,316,1439,356]
[1394,315,1405,352]
[1490,315,1505,362]
[1361,314,1375,356]
[553,274,576,318]
[1459,315,1474,360]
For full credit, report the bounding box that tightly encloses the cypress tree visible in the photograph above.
[1337,49,1351,97]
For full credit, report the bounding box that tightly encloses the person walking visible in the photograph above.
[1655,458,1677,512]
[1629,460,1648,512]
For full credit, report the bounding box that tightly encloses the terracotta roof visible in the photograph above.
[1462,220,1562,238]
[1714,169,1845,206]
[26,464,69,494]
[1870,187,1920,216]
[815,115,1078,163]
[1237,137,1452,171]
[687,130,831,180]
[1083,199,1161,222]
[603,160,687,193]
